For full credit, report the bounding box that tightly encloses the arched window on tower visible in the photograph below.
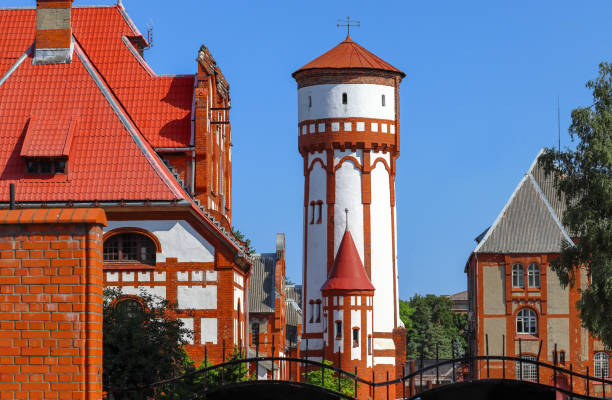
[516,308,537,335]
[528,263,540,288]
[342,92,347,105]
[103,232,156,265]
[512,263,525,288]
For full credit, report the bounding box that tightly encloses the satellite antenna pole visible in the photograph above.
[557,95,561,152]
[337,17,360,36]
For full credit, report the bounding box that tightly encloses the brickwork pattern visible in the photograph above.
[0,208,105,400]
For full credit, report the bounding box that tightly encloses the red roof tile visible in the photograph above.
[321,230,375,292]
[20,115,76,157]
[0,41,186,202]
[294,35,404,77]
[0,7,194,148]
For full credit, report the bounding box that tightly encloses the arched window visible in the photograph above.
[515,354,538,381]
[381,94,386,107]
[342,92,347,105]
[594,352,610,378]
[516,308,537,334]
[512,263,525,288]
[352,328,359,348]
[527,263,540,288]
[114,297,144,319]
[103,233,156,265]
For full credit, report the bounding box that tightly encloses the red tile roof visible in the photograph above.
[321,230,375,292]
[294,35,404,77]
[0,6,194,149]
[20,115,76,157]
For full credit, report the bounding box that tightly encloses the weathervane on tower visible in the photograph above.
[336,16,360,36]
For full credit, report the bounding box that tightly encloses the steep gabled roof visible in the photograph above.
[0,41,186,202]
[0,6,194,148]
[321,230,374,292]
[293,35,405,77]
[474,150,574,254]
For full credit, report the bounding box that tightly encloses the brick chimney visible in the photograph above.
[33,0,74,65]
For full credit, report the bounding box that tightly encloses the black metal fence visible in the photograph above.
[106,338,612,400]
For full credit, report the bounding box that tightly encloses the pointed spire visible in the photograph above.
[321,230,374,292]
[344,208,349,232]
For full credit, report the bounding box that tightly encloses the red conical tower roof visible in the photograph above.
[321,230,375,292]
[293,35,405,77]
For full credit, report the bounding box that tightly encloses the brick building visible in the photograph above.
[466,151,610,396]
[0,2,251,390]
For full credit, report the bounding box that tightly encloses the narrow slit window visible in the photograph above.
[315,302,321,323]
[308,95,312,108]
[382,94,386,107]
[335,321,342,339]
[317,202,323,224]
[352,328,359,348]
[342,92,347,105]
[368,336,372,355]
[309,203,315,224]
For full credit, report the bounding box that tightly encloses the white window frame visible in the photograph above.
[512,263,525,288]
[528,263,540,288]
[516,308,537,335]
[594,352,610,378]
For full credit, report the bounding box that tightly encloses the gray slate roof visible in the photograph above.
[285,284,302,309]
[475,150,573,254]
[248,253,277,313]
[285,285,302,348]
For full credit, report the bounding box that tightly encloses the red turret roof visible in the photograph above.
[321,230,375,292]
[293,35,404,77]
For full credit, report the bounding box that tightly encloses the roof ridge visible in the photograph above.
[74,40,186,200]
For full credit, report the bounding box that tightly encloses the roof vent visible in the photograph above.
[33,0,74,65]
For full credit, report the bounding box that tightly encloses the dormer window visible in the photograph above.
[25,158,67,175]
[342,93,347,105]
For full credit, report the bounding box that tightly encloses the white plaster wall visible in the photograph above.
[179,318,194,344]
[370,163,394,333]
[304,338,324,351]
[308,150,326,167]
[334,149,363,168]
[334,160,364,262]
[201,318,217,344]
[177,285,217,309]
[334,309,344,353]
[351,309,361,360]
[374,356,395,365]
[104,220,214,263]
[234,286,243,311]
[234,272,244,287]
[393,204,402,327]
[373,338,395,350]
[298,84,395,122]
[306,163,327,333]
[117,285,166,301]
[370,150,390,167]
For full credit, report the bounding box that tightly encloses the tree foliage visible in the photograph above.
[231,226,255,255]
[103,288,193,400]
[539,62,612,349]
[400,295,467,359]
[302,360,356,397]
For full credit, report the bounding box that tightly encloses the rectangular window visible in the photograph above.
[308,95,312,108]
[310,204,315,224]
[352,328,359,348]
[252,323,260,345]
[315,302,321,323]
[342,93,347,105]
[309,303,314,323]
[317,203,322,224]
[368,336,372,355]
[382,94,386,107]
[335,321,342,339]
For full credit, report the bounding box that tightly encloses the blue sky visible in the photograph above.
[13,0,611,299]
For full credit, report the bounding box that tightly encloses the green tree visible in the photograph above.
[302,360,356,397]
[400,295,467,359]
[103,288,193,400]
[540,62,612,349]
[232,226,255,255]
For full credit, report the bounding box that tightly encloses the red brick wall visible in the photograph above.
[0,208,106,400]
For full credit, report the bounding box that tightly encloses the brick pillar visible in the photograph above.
[0,208,106,400]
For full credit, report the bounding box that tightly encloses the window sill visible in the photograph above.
[515,334,539,341]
